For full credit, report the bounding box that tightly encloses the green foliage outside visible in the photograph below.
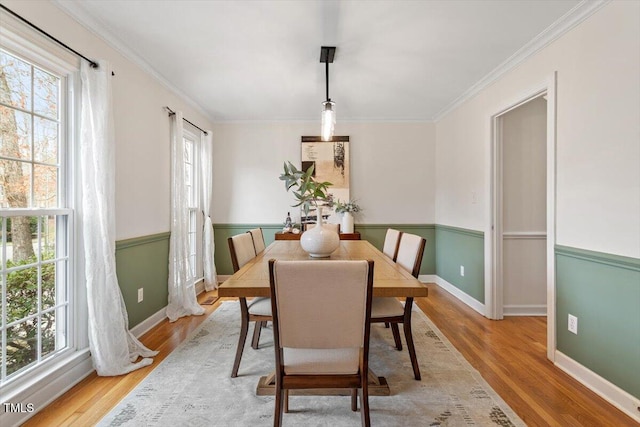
[5,252,56,375]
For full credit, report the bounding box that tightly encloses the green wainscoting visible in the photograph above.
[213,224,283,275]
[556,245,640,399]
[115,233,170,328]
[212,223,436,276]
[435,225,485,303]
[354,224,435,275]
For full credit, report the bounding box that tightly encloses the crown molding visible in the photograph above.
[432,0,610,122]
[51,0,212,122]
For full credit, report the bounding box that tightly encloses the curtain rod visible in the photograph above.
[165,106,208,135]
[0,4,101,70]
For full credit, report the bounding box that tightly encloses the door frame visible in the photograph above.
[485,72,557,361]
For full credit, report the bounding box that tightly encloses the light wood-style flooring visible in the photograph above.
[24,285,638,426]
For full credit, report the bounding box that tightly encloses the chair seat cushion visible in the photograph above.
[371,297,404,318]
[283,348,360,375]
[248,297,272,316]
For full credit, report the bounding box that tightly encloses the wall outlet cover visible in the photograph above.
[568,314,578,334]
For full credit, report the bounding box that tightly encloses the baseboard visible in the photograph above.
[555,351,640,423]
[418,274,437,283]
[1,350,94,427]
[130,306,168,338]
[503,304,547,316]
[433,276,486,316]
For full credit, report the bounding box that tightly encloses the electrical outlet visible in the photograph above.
[137,288,144,303]
[460,266,465,277]
[568,314,578,334]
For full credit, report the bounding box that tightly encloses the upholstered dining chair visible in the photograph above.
[268,259,374,427]
[371,232,426,380]
[382,228,403,261]
[247,227,266,254]
[228,233,272,378]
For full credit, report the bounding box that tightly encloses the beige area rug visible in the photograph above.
[98,301,525,426]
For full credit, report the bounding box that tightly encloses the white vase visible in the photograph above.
[341,212,354,233]
[300,206,340,258]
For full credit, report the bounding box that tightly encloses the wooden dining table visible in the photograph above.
[217,239,429,396]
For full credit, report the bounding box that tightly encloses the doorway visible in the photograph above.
[487,74,557,361]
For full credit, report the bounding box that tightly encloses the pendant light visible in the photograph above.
[320,46,336,141]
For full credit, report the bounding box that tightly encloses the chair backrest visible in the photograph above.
[269,259,374,350]
[395,233,426,278]
[228,233,257,272]
[382,228,403,261]
[247,228,266,253]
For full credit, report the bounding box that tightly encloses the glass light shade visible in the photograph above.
[321,100,335,141]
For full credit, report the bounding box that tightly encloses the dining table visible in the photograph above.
[217,239,429,396]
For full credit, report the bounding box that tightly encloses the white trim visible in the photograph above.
[418,274,437,284]
[502,232,547,240]
[433,276,486,316]
[129,307,168,339]
[433,0,609,121]
[503,305,547,316]
[0,350,93,427]
[50,0,211,121]
[555,351,640,424]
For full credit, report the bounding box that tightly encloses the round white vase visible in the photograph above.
[300,207,340,258]
[341,212,354,233]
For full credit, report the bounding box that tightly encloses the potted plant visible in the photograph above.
[334,199,362,233]
[279,161,339,257]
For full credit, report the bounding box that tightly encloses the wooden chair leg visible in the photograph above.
[231,298,250,378]
[274,387,284,427]
[384,322,390,328]
[360,386,370,427]
[284,389,289,413]
[390,323,402,350]
[403,298,421,380]
[351,389,357,411]
[251,321,263,349]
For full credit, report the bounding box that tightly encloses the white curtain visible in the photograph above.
[201,131,218,290]
[166,111,205,321]
[80,60,158,376]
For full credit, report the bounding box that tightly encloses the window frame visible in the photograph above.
[0,17,85,400]
[182,127,204,287]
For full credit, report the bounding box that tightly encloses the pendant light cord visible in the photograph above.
[325,60,330,102]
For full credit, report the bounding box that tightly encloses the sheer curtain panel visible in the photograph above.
[80,60,158,376]
[201,131,218,290]
[166,111,205,321]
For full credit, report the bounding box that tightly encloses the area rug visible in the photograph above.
[98,301,525,426]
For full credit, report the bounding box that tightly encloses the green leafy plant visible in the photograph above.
[334,199,362,214]
[279,161,333,218]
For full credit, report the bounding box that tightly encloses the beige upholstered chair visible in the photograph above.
[371,232,426,380]
[382,228,403,261]
[228,233,272,378]
[269,259,374,427]
[247,227,266,254]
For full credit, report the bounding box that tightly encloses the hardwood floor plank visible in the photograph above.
[23,286,638,426]
[416,284,638,427]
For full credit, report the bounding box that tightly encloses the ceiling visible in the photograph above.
[55,0,583,122]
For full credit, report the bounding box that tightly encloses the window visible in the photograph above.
[183,129,203,286]
[0,47,73,386]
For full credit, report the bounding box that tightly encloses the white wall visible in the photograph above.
[5,0,215,241]
[211,121,435,224]
[502,97,547,312]
[436,1,640,258]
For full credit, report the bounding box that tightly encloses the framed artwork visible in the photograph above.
[300,136,350,224]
